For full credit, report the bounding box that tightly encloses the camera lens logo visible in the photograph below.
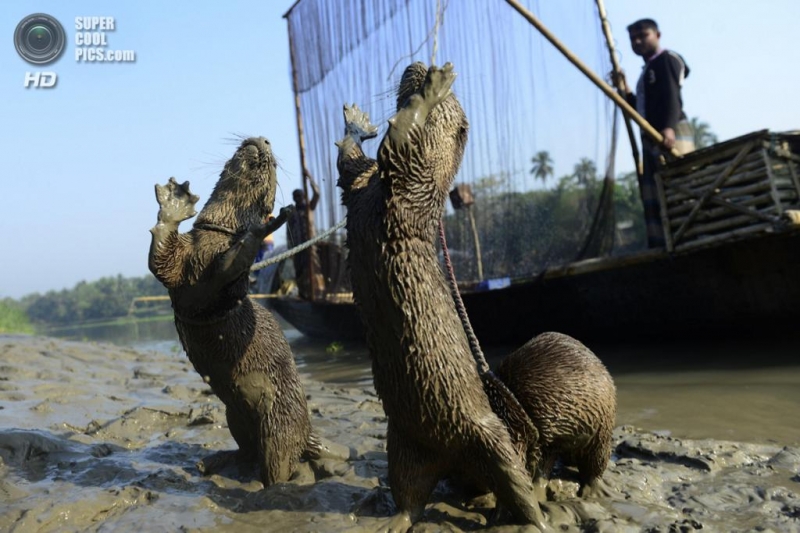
[14,13,66,65]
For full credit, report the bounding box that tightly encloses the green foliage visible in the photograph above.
[445,159,648,281]
[612,171,647,252]
[326,341,344,353]
[0,299,35,334]
[529,150,554,184]
[16,273,168,327]
[689,117,719,149]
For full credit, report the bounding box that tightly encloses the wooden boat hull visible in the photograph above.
[266,297,365,342]
[266,229,800,345]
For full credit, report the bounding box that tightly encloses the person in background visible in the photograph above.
[618,18,695,248]
[286,171,324,299]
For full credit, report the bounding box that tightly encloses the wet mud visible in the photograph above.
[1,335,799,532]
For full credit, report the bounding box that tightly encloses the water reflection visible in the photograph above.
[45,317,800,446]
[45,317,179,346]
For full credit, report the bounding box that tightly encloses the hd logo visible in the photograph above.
[14,13,66,90]
[24,71,58,88]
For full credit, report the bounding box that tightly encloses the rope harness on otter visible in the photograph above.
[438,220,489,374]
[173,299,245,326]
[193,222,241,236]
[439,220,540,449]
[249,217,347,272]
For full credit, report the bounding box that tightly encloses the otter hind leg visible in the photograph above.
[466,419,549,530]
[232,371,290,486]
[222,406,255,457]
[575,433,615,499]
[483,447,549,529]
[386,423,442,525]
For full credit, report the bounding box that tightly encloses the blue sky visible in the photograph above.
[2,1,799,299]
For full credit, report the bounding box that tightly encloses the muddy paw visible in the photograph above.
[421,62,456,107]
[278,205,295,220]
[155,177,200,224]
[343,103,378,141]
[196,449,240,476]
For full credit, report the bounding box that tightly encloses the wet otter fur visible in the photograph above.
[148,137,319,486]
[337,63,548,530]
[494,332,616,497]
[391,67,617,498]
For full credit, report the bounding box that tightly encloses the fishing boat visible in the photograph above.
[263,0,800,345]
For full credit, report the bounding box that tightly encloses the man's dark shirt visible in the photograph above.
[627,49,690,134]
[287,203,312,249]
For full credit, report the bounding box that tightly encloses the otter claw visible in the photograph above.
[278,205,295,219]
[155,176,200,223]
[343,103,378,142]
[422,64,457,106]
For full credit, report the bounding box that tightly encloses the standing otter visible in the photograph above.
[337,63,548,530]
[148,137,319,486]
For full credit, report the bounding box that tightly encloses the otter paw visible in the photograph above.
[421,62,456,107]
[343,103,378,141]
[155,177,200,224]
[278,205,295,220]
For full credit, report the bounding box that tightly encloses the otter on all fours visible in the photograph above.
[147,136,321,487]
[337,62,617,530]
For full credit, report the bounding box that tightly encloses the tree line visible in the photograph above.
[2,274,168,328]
[444,164,646,282]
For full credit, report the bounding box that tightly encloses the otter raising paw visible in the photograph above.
[343,103,378,142]
[154,177,200,225]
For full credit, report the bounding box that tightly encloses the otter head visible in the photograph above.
[395,62,469,210]
[196,136,278,229]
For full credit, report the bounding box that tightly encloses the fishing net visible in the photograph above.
[285,0,628,295]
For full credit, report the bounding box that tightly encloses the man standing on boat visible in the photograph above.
[618,18,695,248]
[287,171,324,300]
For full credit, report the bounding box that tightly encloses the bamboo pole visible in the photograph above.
[504,0,680,158]
[595,0,642,177]
[285,17,317,301]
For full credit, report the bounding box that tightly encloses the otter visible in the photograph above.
[148,137,319,486]
[336,63,548,530]
[494,332,616,497]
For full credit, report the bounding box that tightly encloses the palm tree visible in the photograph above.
[530,150,554,184]
[690,117,719,149]
[573,157,597,186]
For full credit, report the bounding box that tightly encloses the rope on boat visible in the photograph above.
[250,217,347,272]
[438,220,489,375]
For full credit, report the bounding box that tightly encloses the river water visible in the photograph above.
[47,316,800,447]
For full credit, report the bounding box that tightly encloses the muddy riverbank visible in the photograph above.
[1,335,799,532]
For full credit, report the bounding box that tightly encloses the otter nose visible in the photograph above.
[242,137,270,151]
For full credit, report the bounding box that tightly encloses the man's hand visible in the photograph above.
[661,127,676,150]
[303,169,321,211]
[303,169,320,194]
[609,70,629,94]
